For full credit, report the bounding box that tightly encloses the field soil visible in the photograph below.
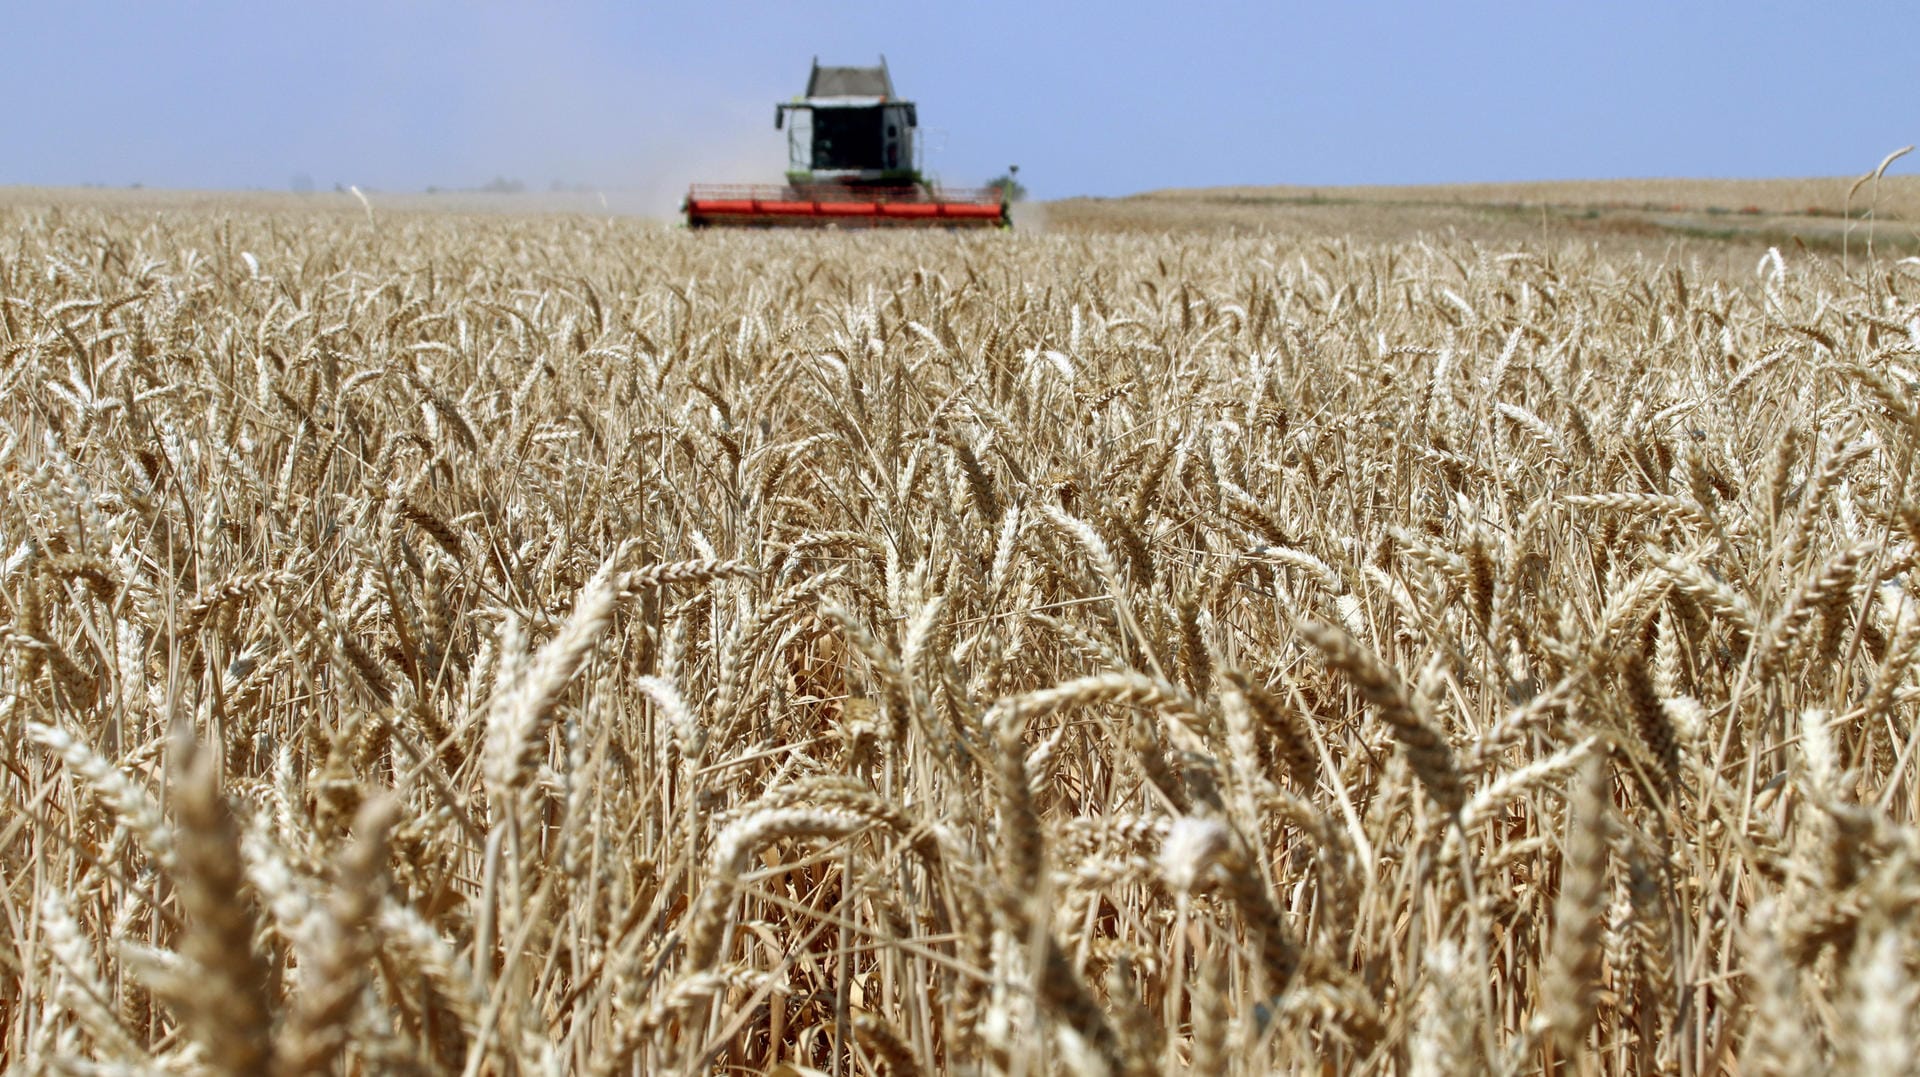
[1047,174,1920,257]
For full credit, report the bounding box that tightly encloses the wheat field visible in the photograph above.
[3,197,1919,1075]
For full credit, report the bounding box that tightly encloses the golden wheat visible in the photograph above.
[5,196,1920,1074]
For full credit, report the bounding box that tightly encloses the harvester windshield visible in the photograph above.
[811,109,882,171]
[785,103,917,179]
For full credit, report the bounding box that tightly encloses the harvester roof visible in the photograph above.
[806,58,895,100]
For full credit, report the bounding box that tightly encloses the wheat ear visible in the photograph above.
[1300,621,1463,814]
[169,736,276,1076]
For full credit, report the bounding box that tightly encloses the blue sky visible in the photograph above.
[5,2,1915,200]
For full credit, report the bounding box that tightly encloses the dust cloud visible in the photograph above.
[382,13,790,221]
[1009,199,1048,233]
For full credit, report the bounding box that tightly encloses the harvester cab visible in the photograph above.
[778,59,919,184]
[684,57,1010,228]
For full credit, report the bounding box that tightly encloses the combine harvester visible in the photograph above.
[684,58,1010,229]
